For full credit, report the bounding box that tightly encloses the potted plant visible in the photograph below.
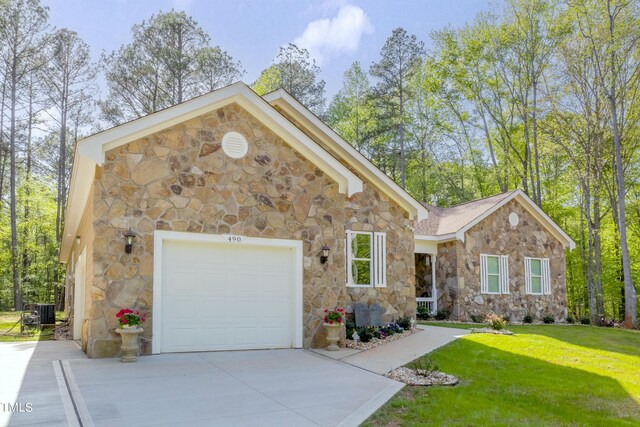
[115,308,146,362]
[323,307,345,351]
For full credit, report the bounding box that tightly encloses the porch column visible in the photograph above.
[431,254,437,313]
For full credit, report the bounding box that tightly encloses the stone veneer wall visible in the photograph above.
[435,199,568,322]
[435,241,460,317]
[87,103,414,357]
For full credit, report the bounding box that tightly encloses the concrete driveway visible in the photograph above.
[1,342,403,427]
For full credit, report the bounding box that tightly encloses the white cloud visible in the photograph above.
[294,4,374,66]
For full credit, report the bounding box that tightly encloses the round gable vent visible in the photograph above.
[221,131,248,159]
[509,212,519,227]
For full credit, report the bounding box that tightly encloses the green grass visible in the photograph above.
[0,311,65,342]
[365,323,640,426]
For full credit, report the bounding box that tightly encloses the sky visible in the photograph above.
[41,0,495,100]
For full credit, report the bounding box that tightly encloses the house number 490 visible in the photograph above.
[226,235,243,243]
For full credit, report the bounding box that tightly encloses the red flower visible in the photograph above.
[141,317,146,322]
[324,309,328,313]
[337,318,342,323]
[122,318,128,324]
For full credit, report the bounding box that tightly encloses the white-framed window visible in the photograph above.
[525,257,551,295]
[480,254,509,294]
[346,231,386,287]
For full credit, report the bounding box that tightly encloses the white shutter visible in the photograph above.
[524,257,531,294]
[500,255,509,294]
[373,232,386,287]
[480,254,488,293]
[346,231,354,286]
[542,258,551,295]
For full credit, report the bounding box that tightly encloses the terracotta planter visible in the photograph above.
[323,323,342,351]
[115,327,143,362]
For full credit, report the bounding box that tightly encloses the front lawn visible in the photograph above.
[365,323,640,426]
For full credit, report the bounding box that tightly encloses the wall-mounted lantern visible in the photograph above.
[124,228,137,254]
[320,244,330,264]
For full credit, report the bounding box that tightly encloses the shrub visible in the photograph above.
[417,305,431,320]
[356,326,373,342]
[410,357,439,376]
[566,315,575,324]
[523,313,533,324]
[346,320,356,339]
[502,315,511,323]
[543,315,555,324]
[580,316,591,325]
[470,313,485,323]
[486,313,507,330]
[435,310,449,321]
[397,317,412,330]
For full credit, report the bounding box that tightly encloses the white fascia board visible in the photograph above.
[59,152,96,262]
[414,233,457,242]
[263,90,428,220]
[234,86,362,196]
[61,83,364,262]
[75,83,361,196]
[77,82,248,165]
[456,189,576,250]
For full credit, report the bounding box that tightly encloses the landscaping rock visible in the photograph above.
[345,328,419,351]
[470,327,514,335]
[385,367,459,386]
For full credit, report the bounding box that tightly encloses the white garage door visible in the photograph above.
[160,239,296,353]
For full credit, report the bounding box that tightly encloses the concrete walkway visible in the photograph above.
[311,325,468,375]
[0,340,86,426]
[1,325,465,426]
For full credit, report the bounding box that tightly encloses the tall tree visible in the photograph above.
[326,62,376,153]
[41,29,96,245]
[101,10,243,124]
[253,43,326,115]
[0,0,49,310]
[572,0,639,328]
[370,28,425,189]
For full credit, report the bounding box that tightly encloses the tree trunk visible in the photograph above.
[9,60,21,311]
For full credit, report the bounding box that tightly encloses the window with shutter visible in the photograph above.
[525,257,551,295]
[480,254,508,294]
[346,231,386,287]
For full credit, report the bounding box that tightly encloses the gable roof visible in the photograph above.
[414,189,576,250]
[262,89,428,222]
[60,82,428,262]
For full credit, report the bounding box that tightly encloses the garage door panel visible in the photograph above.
[161,239,296,353]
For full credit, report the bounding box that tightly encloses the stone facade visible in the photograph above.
[435,199,568,321]
[85,103,415,357]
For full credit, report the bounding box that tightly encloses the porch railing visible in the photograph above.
[416,297,437,314]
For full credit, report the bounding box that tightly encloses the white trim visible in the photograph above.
[346,231,373,288]
[73,247,86,340]
[416,190,575,251]
[373,232,387,287]
[414,233,457,243]
[263,89,428,221]
[542,258,551,295]
[500,255,510,294]
[152,230,303,354]
[455,190,575,250]
[414,239,437,255]
[346,230,387,288]
[60,82,363,262]
[525,256,551,295]
[480,253,507,295]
